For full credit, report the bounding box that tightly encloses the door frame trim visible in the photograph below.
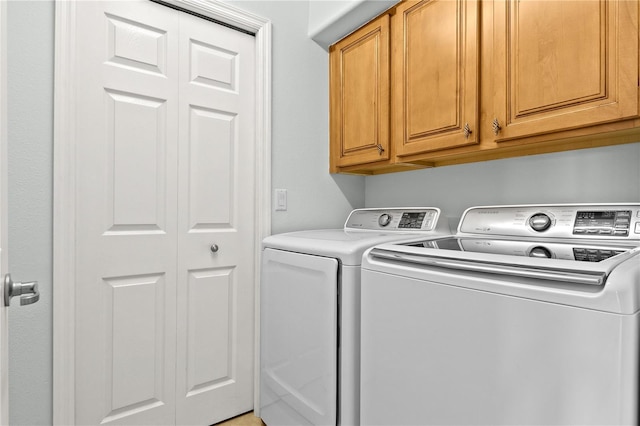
[52,1,271,424]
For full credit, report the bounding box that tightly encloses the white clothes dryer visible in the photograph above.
[259,208,451,426]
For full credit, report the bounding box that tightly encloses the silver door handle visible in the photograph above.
[4,274,40,306]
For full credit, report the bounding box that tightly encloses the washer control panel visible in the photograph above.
[459,204,640,240]
[345,208,443,232]
[573,210,631,237]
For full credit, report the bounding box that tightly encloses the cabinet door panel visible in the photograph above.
[493,0,639,141]
[393,0,479,157]
[330,15,390,169]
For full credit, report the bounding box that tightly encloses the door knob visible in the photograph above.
[4,274,39,307]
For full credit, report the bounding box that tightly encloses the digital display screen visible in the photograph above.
[574,210,631,234]
[576,211,616,222]
[402,213,423,219]
[398,212,426,229]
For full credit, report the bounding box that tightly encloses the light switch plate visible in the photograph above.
[275,189,287,211]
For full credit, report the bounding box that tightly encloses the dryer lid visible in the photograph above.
[262,207,451,265]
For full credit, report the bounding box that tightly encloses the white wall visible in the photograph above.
[7,1,54,425]
[365,143,640,223]
[224,0,365,234]
[307,0,397,49]
[6,0,363,424]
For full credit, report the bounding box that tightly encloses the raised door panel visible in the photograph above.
[393,0,479,157]
[185,269,235,395]
[330,14,390,170]
[74,2,179,424]
[104,90,168,233]
[187,106,235,228]
[101,274,170,423]
[493,0,639,142]
[176,11,256,426]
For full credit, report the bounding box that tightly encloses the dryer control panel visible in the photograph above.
[459,204,640,240]
[345,208,445,232]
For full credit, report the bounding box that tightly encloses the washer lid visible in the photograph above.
[364,240,640,314]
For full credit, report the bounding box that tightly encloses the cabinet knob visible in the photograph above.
[376,144,385,155]
[463,123,472,139]
[210,244,219,253]
[492,118,502,136]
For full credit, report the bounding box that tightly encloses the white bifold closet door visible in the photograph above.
[175,7,256,426]
[73,1,255,425]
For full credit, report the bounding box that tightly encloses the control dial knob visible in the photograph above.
[529,213,552,232]
[378,213,392,227]
[529,246,552,259]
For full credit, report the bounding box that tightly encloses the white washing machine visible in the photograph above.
[260,208,451,426]
[360,203,640,425]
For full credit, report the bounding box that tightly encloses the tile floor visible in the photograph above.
[215,411,265,426]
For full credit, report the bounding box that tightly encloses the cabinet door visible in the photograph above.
[493,0,639,142]
[330,15,390,170]
[393,0,480,157]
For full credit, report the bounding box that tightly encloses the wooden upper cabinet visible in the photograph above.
[393,0,480,158]
[492,0,639,142]
[330,14,390,171]
[329,0,640,174]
